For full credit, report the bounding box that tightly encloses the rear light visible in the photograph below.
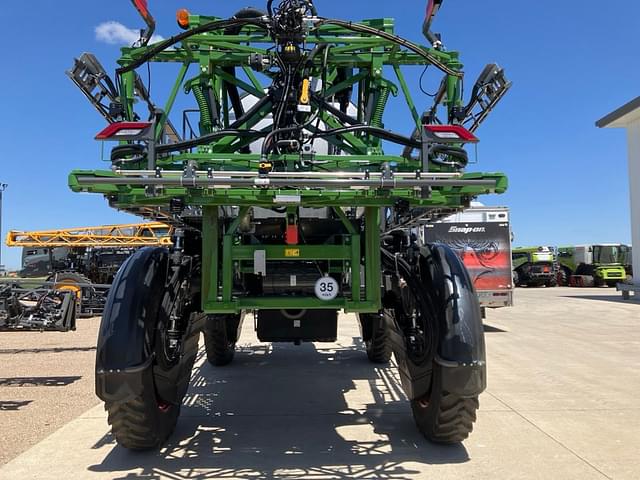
[95,122,152,140]
[423,124,479,143]
[177,9,190,29]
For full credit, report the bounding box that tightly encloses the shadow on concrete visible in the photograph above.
[483,324,507,333]
[0,347,96,355]
[0,376,82,387]
[0,400,33,411]
[88,338,470,479]
[561,295,640,305]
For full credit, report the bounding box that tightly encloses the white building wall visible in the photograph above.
[627,121,640,283]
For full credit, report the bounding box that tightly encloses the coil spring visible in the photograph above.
[192,84,213,135]
[370,86,390,128]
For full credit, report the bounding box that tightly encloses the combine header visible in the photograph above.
[68,0,509,448]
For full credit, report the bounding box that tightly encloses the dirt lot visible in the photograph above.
[0,318,101,465]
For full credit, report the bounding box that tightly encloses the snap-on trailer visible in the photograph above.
[421,206,513,313]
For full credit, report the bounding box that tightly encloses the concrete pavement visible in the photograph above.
[1,287,639,479]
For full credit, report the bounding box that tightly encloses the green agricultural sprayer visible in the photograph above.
[67,0,510,449]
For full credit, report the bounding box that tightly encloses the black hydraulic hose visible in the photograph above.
[314,125,421,148]
[229,94,273,129]
[303,43,328,77]
[430,145,468,168]
[155,129,265,154]
[316,18,462,78]
[310,94,359,126]
[223,8,268,120]
[261,124,419,158]
[116,18,268,75]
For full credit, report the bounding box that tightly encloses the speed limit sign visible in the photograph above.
[314,276,339,301]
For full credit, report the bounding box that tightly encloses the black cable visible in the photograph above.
[155,129,265,154]
[314,125,420,148]
[316,18,462,78]
[116,18,268,75]
[419,65,436,97]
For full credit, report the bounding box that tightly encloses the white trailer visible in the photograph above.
[421,205,513,313]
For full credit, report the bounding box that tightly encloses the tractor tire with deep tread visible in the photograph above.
[365,323,392,364]
[411,366,479,444]
[104,314,200,450]
[106,382,180,450]
[204,317,236,367]
[97,248,200,451]
[556,268,569,286]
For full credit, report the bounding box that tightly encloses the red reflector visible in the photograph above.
[285,224,299,245]
[95,122,151,140]
[424,125,479,143]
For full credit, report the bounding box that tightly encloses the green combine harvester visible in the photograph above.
[512,246,556,287]
[557,244,630,287]
[67,0,509,449]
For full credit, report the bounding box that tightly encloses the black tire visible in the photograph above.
[556,268,569,286]
[204,316,236,366]
[107,380,181,450]
[99,249,199,450]
[365,321,392,364]
[513,270,521,287]
[411,365,479,444]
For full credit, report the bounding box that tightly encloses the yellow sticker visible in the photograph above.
[285,248,300,257]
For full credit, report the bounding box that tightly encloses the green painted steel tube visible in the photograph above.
[202,206,219,309]
[364,207,381,308]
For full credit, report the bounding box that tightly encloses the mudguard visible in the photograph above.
[424,243,486,397]
[95,247,169,404]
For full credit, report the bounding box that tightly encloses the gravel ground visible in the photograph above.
[0,318,101,466]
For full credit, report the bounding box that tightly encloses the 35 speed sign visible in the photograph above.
[314,276,339,301]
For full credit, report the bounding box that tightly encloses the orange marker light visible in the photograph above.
[177,9,190,29]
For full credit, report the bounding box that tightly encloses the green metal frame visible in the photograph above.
[69,11,508,315]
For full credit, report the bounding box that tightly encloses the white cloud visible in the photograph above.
[95,21,164,46]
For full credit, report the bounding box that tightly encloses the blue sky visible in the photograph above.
[0,1,638,269]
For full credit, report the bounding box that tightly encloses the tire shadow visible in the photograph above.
[88,337,471,479]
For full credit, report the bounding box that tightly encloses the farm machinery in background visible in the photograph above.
[557,244,631,287]
[0,222,171,330]
[512,246,556,287]
[68,0,510,448]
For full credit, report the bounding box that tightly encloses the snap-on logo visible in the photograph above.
[448,226,486,234]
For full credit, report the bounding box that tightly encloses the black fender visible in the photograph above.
[424,243,486,397]
[95,247,169,405]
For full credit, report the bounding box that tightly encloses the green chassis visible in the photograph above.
[69,14,508,315]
